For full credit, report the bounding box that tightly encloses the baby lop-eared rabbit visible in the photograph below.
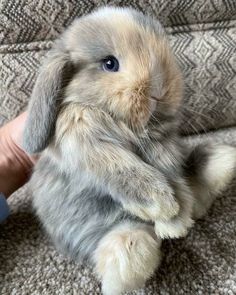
[23,7,236,295]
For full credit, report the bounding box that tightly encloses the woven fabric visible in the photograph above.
[0,1,236,294]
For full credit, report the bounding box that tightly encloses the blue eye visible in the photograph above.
[102,56,119,72]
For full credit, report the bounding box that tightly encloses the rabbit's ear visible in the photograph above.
[23,47,73,154]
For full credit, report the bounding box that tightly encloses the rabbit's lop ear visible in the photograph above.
[23,45,73,154]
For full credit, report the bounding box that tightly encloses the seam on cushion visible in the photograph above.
[181,123,236,138]
[0,19,235,51]
[0,25,234,54]
[0,40,53,54]
[167,18,236,29]
[166,19,236,34]
[167,25,235,35]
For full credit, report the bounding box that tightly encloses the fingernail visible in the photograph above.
[0,193,10,223]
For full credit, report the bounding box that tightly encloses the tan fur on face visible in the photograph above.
[62,7,182,133]
[156,39,183,109]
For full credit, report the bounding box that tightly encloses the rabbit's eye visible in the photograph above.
[102,56,119,72]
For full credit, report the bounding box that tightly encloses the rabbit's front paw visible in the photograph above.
[122,202,162,221]
[151,185,180,221]
[124,186,179,222]
[155,217,193,239]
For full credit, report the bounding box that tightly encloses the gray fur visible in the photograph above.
[129,7,165,36]
[32,155,132,261]
[184,144,236,219]
[23,45,73,153]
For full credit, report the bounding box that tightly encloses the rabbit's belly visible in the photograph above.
[49,193,125,263]
[31,156,135,262]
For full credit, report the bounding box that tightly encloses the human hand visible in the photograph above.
[0,112,37,197]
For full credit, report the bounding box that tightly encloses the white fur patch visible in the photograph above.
[204,145,236,194]
[155,217,194,239]
[91,6,133,22]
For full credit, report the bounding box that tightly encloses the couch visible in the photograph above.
[1,1,236,294]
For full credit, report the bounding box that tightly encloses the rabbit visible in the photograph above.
[23,6,236,295]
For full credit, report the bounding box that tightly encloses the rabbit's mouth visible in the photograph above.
[104,83,158,132]
[123,95,157,133]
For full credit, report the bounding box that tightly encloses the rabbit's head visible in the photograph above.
[23,7,183,154]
